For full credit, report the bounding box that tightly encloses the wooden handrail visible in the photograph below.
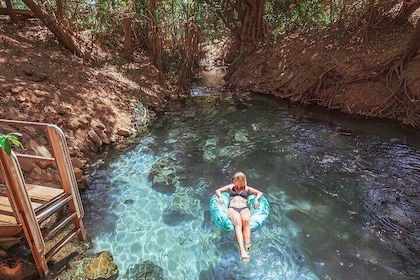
[0,119,87,277]
[0,119,52,129]
[0,150,48,275]
[16,153,56,163]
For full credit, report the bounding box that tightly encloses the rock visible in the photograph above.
[34,89,49,97]
[148,156,185,195]
[0,240,21,250]
[162,187,201,226]
[117,128,131,137]
[29,94,41,104]
[71,157,84,169]
[73,167,84,181]
[18,158,33,172]
[79,115,91,126]
[10,86,24,94]
[29,139,52,168]
[87,130,102,146]
[83,251,118,280]
[0,257,37,280]
[124,260,164,280]
[93,121,106,130]
[95,129,110,145]
[43,106,57,119]
[33,166,42,174]
[67,119,81,131]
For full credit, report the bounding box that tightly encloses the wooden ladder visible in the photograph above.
[0,119,86,278]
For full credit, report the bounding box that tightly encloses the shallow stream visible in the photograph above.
[83,90,419,279]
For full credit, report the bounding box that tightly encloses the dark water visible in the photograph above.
[83,92,419,279]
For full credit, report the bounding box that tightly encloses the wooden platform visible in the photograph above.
[0,184,64,225]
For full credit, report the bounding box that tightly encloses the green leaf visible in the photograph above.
[4,140,11,156]
[8,135,24,149]
[0,133,23,156]
[0,136,6,150]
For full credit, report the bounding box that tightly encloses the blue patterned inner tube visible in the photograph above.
[209,192,270,232]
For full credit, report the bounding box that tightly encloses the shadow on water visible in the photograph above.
[83,90,420,279]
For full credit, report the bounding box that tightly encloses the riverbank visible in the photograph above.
[223,22,420,128]
[0,20,172,169]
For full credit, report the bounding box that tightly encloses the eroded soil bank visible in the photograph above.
[223,23,420,128]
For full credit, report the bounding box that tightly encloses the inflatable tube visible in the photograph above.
[209,192,269,232]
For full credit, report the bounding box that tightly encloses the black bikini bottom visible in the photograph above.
[229,206,248,213]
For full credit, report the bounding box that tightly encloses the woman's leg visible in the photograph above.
[228,208,248,260]
[240,208,252,251]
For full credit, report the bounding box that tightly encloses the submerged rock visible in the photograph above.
[52,251,118,280]
[124,260,164,280]
[162,187,202,226]
[148,155,184,194]
[84,251,118,280]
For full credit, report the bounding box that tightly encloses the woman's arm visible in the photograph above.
[246,186,263,199]
[215,184,233,204]
[215,184,233,197]
[246,186,263,207]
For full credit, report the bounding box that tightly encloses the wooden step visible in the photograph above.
[0,184,65,225]
[0,224,22,237]
[45,227,80,261]
[26,184,65,203]
[36,195,72,224]
[42,212,77,240]
[0,195,42,224]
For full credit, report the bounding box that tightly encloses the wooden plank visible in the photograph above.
[0,184,64,226]
[26,184,64,202]
[0,213,17,224]
[1,183,64,202]
[0,194,44,225]
[0,196,14,216]
[0,225,22,237]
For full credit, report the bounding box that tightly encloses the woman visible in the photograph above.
[215,172,263,262]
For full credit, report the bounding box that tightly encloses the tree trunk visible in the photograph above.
[396,0,420,23]
[22,0,83,56]
[240,0,267,46]
[56,0,64,20]
[148,0,162,71]
[401,18,420,63]
[123,17,134,57]
[5,0,18,24]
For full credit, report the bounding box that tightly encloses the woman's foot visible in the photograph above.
[245,242,251,253]
[240,250,250,263]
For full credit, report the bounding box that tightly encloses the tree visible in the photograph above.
[5,0,19,24]
[22,0,83,56]
[240,0,267,45]
[395,0,420,23]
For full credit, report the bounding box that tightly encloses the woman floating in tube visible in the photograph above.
[215,172,263,262]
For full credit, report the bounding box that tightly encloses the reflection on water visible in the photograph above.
[83,92,420,279]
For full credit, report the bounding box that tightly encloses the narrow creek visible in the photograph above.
[83,85,419,279]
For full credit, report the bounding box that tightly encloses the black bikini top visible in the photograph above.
[229,187,248,198]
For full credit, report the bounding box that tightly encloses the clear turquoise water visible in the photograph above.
[83,92,420,279]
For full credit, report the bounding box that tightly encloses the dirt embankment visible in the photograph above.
[223,23,420,128]
[0,20,172,170]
